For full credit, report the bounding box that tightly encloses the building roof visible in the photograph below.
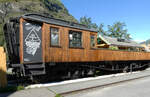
[99,35,143,48]
[141,44,150,52]
[22,13,97,32]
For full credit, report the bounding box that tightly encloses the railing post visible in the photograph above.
[0,47,7,88]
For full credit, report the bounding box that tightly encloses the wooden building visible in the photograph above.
[97,35,144,51]
[141,43,150,52]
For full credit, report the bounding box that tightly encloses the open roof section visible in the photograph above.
[22,13,97,32]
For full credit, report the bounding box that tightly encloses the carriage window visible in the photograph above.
[90,34,96,47]
[50,27,59,46]
[69,30,82,48]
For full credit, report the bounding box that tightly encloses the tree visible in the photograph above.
[79,16,98,30]
[107,21,131,40]
[79,17,131,40]
[0,2,11,46]
[98,23,107,36]
[0,2,11,23]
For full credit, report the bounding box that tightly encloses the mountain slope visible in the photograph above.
[0,0,77,46]
[0,0,77,22]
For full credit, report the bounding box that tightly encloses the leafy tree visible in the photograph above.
[107,21,131,40]
[79,16,98,30]
[0,2,12,46]
[0,2,11,23]
[98,23,108,36]
[97,24,108,44]
[80,16,132,40]
[124,33,131,40]
[109,46,119,50]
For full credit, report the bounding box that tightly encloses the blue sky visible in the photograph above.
[61,0,150,42]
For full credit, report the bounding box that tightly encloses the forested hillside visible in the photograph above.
[0,0,77,46]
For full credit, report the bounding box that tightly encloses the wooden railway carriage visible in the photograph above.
[3,14,150,80]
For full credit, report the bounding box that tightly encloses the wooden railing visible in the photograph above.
[0,47,7,88]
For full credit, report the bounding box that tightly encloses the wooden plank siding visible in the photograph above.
[0,47,7,88]
[42,23,150,63]
[20,19,150,63]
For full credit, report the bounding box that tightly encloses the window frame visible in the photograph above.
[90,33,97,48]
[50,27,61,47]
[68,30,83,49]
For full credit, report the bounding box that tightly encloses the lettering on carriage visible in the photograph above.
[25,23,41,56]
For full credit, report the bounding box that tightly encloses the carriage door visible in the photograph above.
[23,21,43,63]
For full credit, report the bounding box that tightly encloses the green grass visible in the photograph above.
[55,94,64,97]
[0,85,24,93]
[47,88,64,97]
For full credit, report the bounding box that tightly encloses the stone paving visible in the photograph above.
[63,75,150,97]
[0,88,56,97]
[1,69,150,97]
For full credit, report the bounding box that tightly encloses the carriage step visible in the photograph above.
[23,63,46,76]
[25,64,45,69]
[30,70,45,75]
